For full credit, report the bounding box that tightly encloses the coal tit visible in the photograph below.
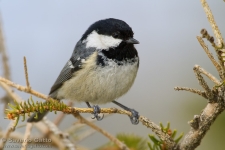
[28,18,140,124]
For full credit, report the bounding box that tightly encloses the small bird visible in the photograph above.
[27,18,140,124]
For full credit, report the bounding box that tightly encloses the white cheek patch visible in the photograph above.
[83,30,122,50]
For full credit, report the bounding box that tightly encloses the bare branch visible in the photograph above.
[21,123,33,150]
[73,113,129,150]
[200,0,224,46]
[0,14,10,80]
[193,65,214,100]
[174,87,207,99]
[0,120,17,149]
[0,81,23,103]
[23,57,31,90]
[53,102,73,126]
[75,129,96,143]
[0,11,12,115]
[0,75,177,149]
[0,76,50,101]
[139,116,176,149]
[42,118,76,150]
[195,65,220,85]
[65,114,111,135]
[177,2,225,149]
[200,0,225,76]
[179,96,225,149]
[33,121,67,149]
[197,36,224,79]
[0,78,70,149]
[0,80,23,150]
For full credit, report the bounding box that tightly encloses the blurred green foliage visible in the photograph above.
[97,133,147,150]
[148,122,183,150]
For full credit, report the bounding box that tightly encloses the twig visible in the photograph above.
[21,123,33,150]
[0,81,23,103]
[0,77,131,116]
[23,57,30,90]
[200,0,224,46]
[24,58,73,148]
[75,129,96,143]
[0,13,10,80]
[0,75,131,149]
[0,84,24,150]
[39,102,72,140]
[53,112,66,125]
[65,114,111,135]
[73,113,130,150]
[177,1,225,149]
[193,65,214,100]
[197,36,223,79]
[179,95,225,149]
[201,0,225,76]
[0,77,68,149]
[174,87,207,99]
[6,101,134,119]
[0,79,23,150]
[139,116,176,149]
[42,117,76,150]
[195,65,220,85]
[73,114,176,149]
[0,75,177,149]
[33,121,67,149]
[0,120,17,149]
[54,102,73,126]
[4,90,184,150]
[0,76,50,101]
[0,11,12,114]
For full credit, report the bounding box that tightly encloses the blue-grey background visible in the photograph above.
[0,1,225,150]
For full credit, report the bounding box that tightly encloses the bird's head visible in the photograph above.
[81,18,139,50]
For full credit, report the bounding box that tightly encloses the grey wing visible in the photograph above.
[49,61,80,95]
[49,40,96,96]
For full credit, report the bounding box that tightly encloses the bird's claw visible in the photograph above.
[91,105,104,121]
[129,109,139,125]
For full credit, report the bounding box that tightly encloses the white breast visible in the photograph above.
[57,52,139,104]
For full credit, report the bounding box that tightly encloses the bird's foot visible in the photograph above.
[112,100,139,125]
[91,105,104,121]
[128,108,139,125]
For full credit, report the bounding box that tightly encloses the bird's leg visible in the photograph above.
[86,102,104,121]
[112,100,139,125]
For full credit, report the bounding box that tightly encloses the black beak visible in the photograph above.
[126,38,139,44]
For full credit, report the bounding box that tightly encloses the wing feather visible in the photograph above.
[49,41,96,95]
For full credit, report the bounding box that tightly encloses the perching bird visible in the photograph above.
[27,18,140,124]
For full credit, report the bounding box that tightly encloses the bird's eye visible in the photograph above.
[112,32,120,38]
